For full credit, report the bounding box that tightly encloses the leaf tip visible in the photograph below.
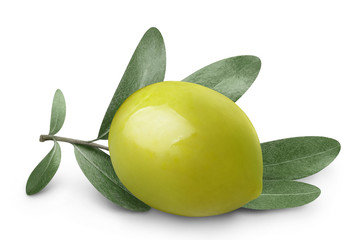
[25,169,41,195]
[334,138,341,151]
[55,88,63,95]
[304,183,321,205]
[144,27,165,45]
[147,26,161,35]
[54,89,65,104]
[247,55,262,70]
[25,181,35,195]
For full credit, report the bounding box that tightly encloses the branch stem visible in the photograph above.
[39,134,109,151]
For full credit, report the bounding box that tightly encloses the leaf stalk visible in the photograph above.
[39,134,109,151]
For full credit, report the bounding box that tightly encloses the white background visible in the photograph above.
[1,0,362,239]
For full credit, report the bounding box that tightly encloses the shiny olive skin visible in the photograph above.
[108,81,262,217]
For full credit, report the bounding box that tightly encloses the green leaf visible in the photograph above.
[26,141,61,195]
[73,144,150,211]
[182,55,261,102]
[49,89,66,135]
[242,180,321,210]
[262,136,341,180]
[98,27,166,140]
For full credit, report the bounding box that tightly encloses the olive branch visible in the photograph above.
[26,27,340,212]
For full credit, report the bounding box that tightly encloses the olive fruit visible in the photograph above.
[109,81,262,217]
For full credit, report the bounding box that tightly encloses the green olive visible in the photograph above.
[109,81,262,217]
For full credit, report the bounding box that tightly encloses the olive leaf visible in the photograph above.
[97,27,166,140]
[26,141,61,195]
[242,180,321,210]
[182,56,261,102]
[73,144,150,211]
[262,136,341,180]
[49,89,66,135]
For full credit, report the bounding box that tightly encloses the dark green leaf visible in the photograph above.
[242,180,321,210]
[262,136,341,180]
[49,89,66,135]
[98,27,166,140]
[182,56,261,102]
[73,144,150,211]
[26,141,61,195]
